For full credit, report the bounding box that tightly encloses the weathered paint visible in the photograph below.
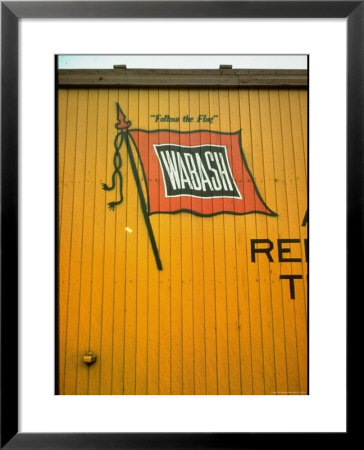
[58,87,307,395]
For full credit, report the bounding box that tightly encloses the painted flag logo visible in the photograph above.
[128,129,275,217]
[103,104,276,270]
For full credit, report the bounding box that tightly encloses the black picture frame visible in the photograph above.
[1,1,355,448]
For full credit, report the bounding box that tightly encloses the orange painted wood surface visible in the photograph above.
[58,87,307,395]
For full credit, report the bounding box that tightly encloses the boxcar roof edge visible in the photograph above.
[57,68,308,88]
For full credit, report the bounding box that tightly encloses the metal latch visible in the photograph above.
[82,351,97,365]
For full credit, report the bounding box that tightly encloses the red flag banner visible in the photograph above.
[128,129,276,217]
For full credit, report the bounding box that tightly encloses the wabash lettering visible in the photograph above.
[154,144,241,199]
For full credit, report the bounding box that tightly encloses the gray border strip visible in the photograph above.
[4,1,361,18]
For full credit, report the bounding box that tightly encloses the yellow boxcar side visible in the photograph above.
[58,86,307,395]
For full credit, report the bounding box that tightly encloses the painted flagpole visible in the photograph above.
[103,104,162,271]
[124,130,163,271]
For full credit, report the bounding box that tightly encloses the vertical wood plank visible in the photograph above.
[209,89,229,395]
[189,89,207,395]
[157,89,172,395]
[248,89,277,395]
[259,89,289,395]
[76,89,99,394]
[198,89,218,395]
[87,89,109,394]
[111,89,129,394]
[58,89,68,226]
[135,88,150,395]
[147,89,160,394]
[179,89,195,394]
[219,89,242,395]
[59,89,78,394]
[238,90,265,394]
[229,88,256,394]
[289,90,308,316]
[122,89,140,395]
[63,89,89,394]
[99,89,119,394]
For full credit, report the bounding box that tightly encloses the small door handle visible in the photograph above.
[82,351,97,365]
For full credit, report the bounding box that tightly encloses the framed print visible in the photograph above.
[56,59,308,397]
[1,1,354,448]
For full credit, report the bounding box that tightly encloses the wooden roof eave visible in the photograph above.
[57,68,308,88]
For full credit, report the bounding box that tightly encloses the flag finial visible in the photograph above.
[115,103,131,131]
